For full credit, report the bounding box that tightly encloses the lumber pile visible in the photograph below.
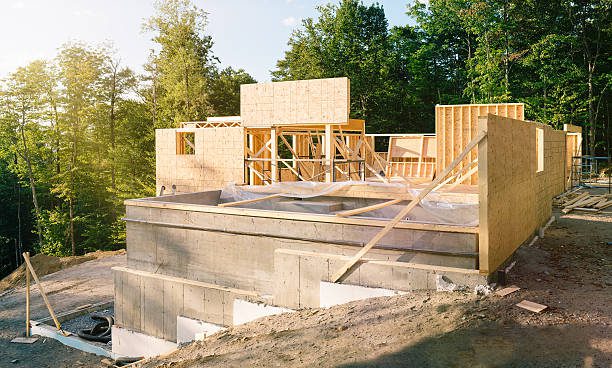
[554,189,612,214]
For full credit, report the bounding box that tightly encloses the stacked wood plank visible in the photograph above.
[554,189,612,214]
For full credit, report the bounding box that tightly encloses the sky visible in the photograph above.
[0,0,415,82]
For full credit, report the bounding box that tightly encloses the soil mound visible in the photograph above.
[0,249,125,292]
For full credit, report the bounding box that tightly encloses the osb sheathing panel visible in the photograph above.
[240,77,350,127]
[156,127,244,193]
[436,103,524,184]
[478,114,564,273]
[388,136,436,158]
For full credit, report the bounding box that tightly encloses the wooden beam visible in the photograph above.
[342,136,389,183]
[331,130,487,283]
[22,252,65,334]
[336,199,403,217]
[270,128,278,182]
[325,124,333,182]
[218,193,282,207]
[432,158,478,192]
[417,135,425,176]
[447,165,479,190]
[25,252,30,337]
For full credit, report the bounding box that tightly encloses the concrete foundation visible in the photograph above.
[176,316,225,344]
[111,326,177,358]
[116,190,485,344]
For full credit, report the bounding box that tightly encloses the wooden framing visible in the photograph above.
[435,103,524,185]
[563,124,582,189]
[386,134,436,179]
[181,116,242,128]
[243,120,369,185]
[331,131,487,282]
[478,114,566,273]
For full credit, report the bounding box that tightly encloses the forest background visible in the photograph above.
[0,0,609,277]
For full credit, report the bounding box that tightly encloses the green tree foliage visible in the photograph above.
[143,0,217,124]
[0,0,255,267]
[208,67,256,116]
[409,0,610,154]
[273,0,405,133]
[275,0,609,153]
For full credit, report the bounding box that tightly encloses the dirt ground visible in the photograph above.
[0,252,126,368]
[0,250,125,293]
[0,197,610,368]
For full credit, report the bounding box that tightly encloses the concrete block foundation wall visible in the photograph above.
[123,200,479,295]
[273,249,486,309]
[113,266,261,341]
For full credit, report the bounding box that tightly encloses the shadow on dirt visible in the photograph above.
[339,320,610,368]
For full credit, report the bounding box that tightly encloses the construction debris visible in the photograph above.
[10,337,38,344]
[495,286,521,297]
[516,300,548,313]
[554,189,612,214]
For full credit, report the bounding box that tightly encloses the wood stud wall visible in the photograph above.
[386,135,436,179]
[436,103,524,184]
[563,124,582,189]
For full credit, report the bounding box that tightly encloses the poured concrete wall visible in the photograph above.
[113,267,260,341]
[124,202,479,295]
[273,249,486,309]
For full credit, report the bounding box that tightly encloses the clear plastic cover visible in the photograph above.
[220,182,478,226]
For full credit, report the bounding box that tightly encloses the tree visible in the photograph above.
[100,54,137,191]
[144,0,217,124]
[273,0,402,132]
[2,61,57,249]
[208,67,256,116]
[55,42,106,255]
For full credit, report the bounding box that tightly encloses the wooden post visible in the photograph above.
[25,252,30,337]
[22,252,64,334]
[248,133,254,185]
[331,130,487,283]
[324,124,333,182]
[270,128,278,182]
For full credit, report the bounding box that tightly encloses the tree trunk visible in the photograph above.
[19,115,43,247]
[69,197,75,256]
[587,63,595,156]
[185,67,190,121]
[110,66,117,190]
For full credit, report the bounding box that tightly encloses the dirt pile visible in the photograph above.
[0,249,125,293]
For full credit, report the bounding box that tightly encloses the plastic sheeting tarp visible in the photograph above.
[220,182,478,226]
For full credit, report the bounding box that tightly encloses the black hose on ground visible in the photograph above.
[77,314,114,343]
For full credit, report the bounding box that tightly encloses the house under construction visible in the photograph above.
[111,77,582,357]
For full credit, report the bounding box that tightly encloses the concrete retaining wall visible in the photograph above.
[273,248,487,309]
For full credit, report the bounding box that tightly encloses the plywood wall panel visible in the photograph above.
[478,114,565,273]
[156,127,245,194]
[241,77,350,127]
